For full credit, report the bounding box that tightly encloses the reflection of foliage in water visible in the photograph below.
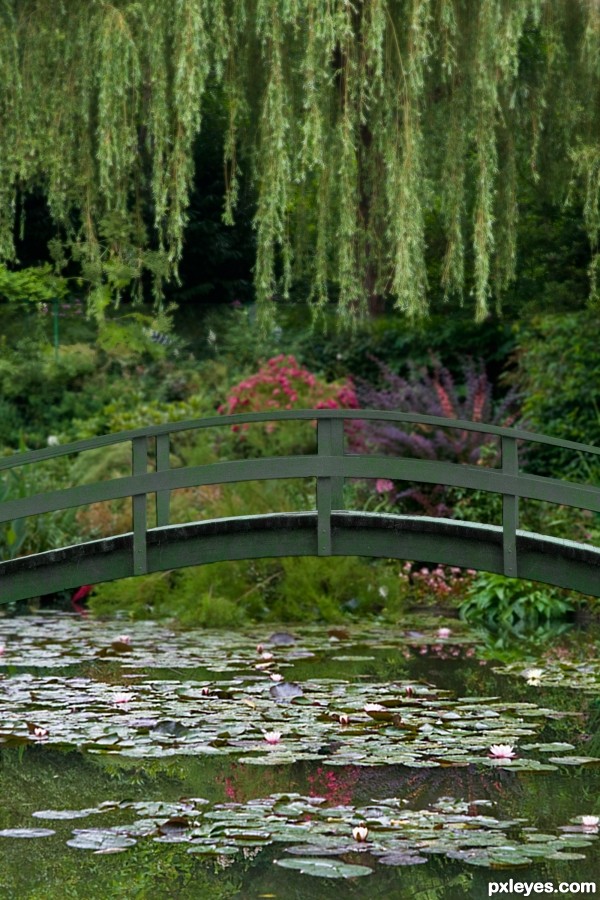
[0,835,244,900]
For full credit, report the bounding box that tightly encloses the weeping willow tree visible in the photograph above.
[0,0,598,325]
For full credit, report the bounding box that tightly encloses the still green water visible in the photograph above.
[0,614,598,899]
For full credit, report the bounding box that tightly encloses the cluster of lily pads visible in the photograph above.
[494,659,600,695]
[1,614,599,880]
[0,617,598,770]
[0,794,597,877]
[2,666,595,768]
[0,616,471,671]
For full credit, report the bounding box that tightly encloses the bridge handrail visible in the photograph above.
[1,454,600,521]
[1,408,600,473]
[2,408,600,581]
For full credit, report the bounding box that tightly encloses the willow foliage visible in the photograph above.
[0,0,598,323]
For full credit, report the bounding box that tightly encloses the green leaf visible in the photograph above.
[275,858,372,879]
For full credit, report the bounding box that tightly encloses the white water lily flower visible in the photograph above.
[489,744,516,759]
[581,815,599,830]
[523,667,543,679]
[523,667,543,685]
[352,825,369,842]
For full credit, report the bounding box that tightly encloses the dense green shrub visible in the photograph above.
[0,339,104,448]
[0,458,78,560]
[89,555,412,626]
[289,310,517,391]
[513,312,600,479]
[0,262,67,304]
[200,303,518,393]
[460,572,578,628]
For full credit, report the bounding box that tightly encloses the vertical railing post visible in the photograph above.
[501,436,519,577]
[155,433,171,527]
[316,417,345,556]
[132,436,148,575]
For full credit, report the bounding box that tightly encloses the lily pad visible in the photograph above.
[66,830,137,851]
[269,681,304,701]
[33,809,99,820]
[548,757,600,766]
[377,852,428,865]
[275,857,373,878]
[268,632,296,646]
[0,828,56,838]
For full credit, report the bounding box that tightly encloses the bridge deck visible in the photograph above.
[1,512,599,603]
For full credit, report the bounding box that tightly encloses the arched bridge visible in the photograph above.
[1,409,599,603]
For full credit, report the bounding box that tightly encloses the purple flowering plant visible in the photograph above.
[349,357,518,517]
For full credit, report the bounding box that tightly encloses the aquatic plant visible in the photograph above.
[352,825,369,842]
[489,744,516,759]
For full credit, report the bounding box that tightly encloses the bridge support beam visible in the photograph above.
[132,437,148,575]
[156,433,171,527]
[502,436,519,577]
[317,418,344,555]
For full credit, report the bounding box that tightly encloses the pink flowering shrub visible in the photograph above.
[399,561,476,605]
[218,355,358,457]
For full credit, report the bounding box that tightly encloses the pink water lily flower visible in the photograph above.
[352,824,369,842]
[263,731,282,745]
[489,744,516,759]
[113,692,133,705]
[0,644,5,655]
[437,627,452,639]
[270,673,284,682]
[581,815,599,832]
[33,726,49,738]
[115,635,131,644]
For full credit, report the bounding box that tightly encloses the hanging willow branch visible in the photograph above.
[0,0,598,323]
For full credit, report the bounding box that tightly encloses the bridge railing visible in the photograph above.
[1,409,600,577]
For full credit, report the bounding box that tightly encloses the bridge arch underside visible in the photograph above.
[1,512,599,603]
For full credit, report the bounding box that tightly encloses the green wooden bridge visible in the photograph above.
[1,409,599,603]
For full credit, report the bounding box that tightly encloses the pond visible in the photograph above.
[0,613,598,898]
